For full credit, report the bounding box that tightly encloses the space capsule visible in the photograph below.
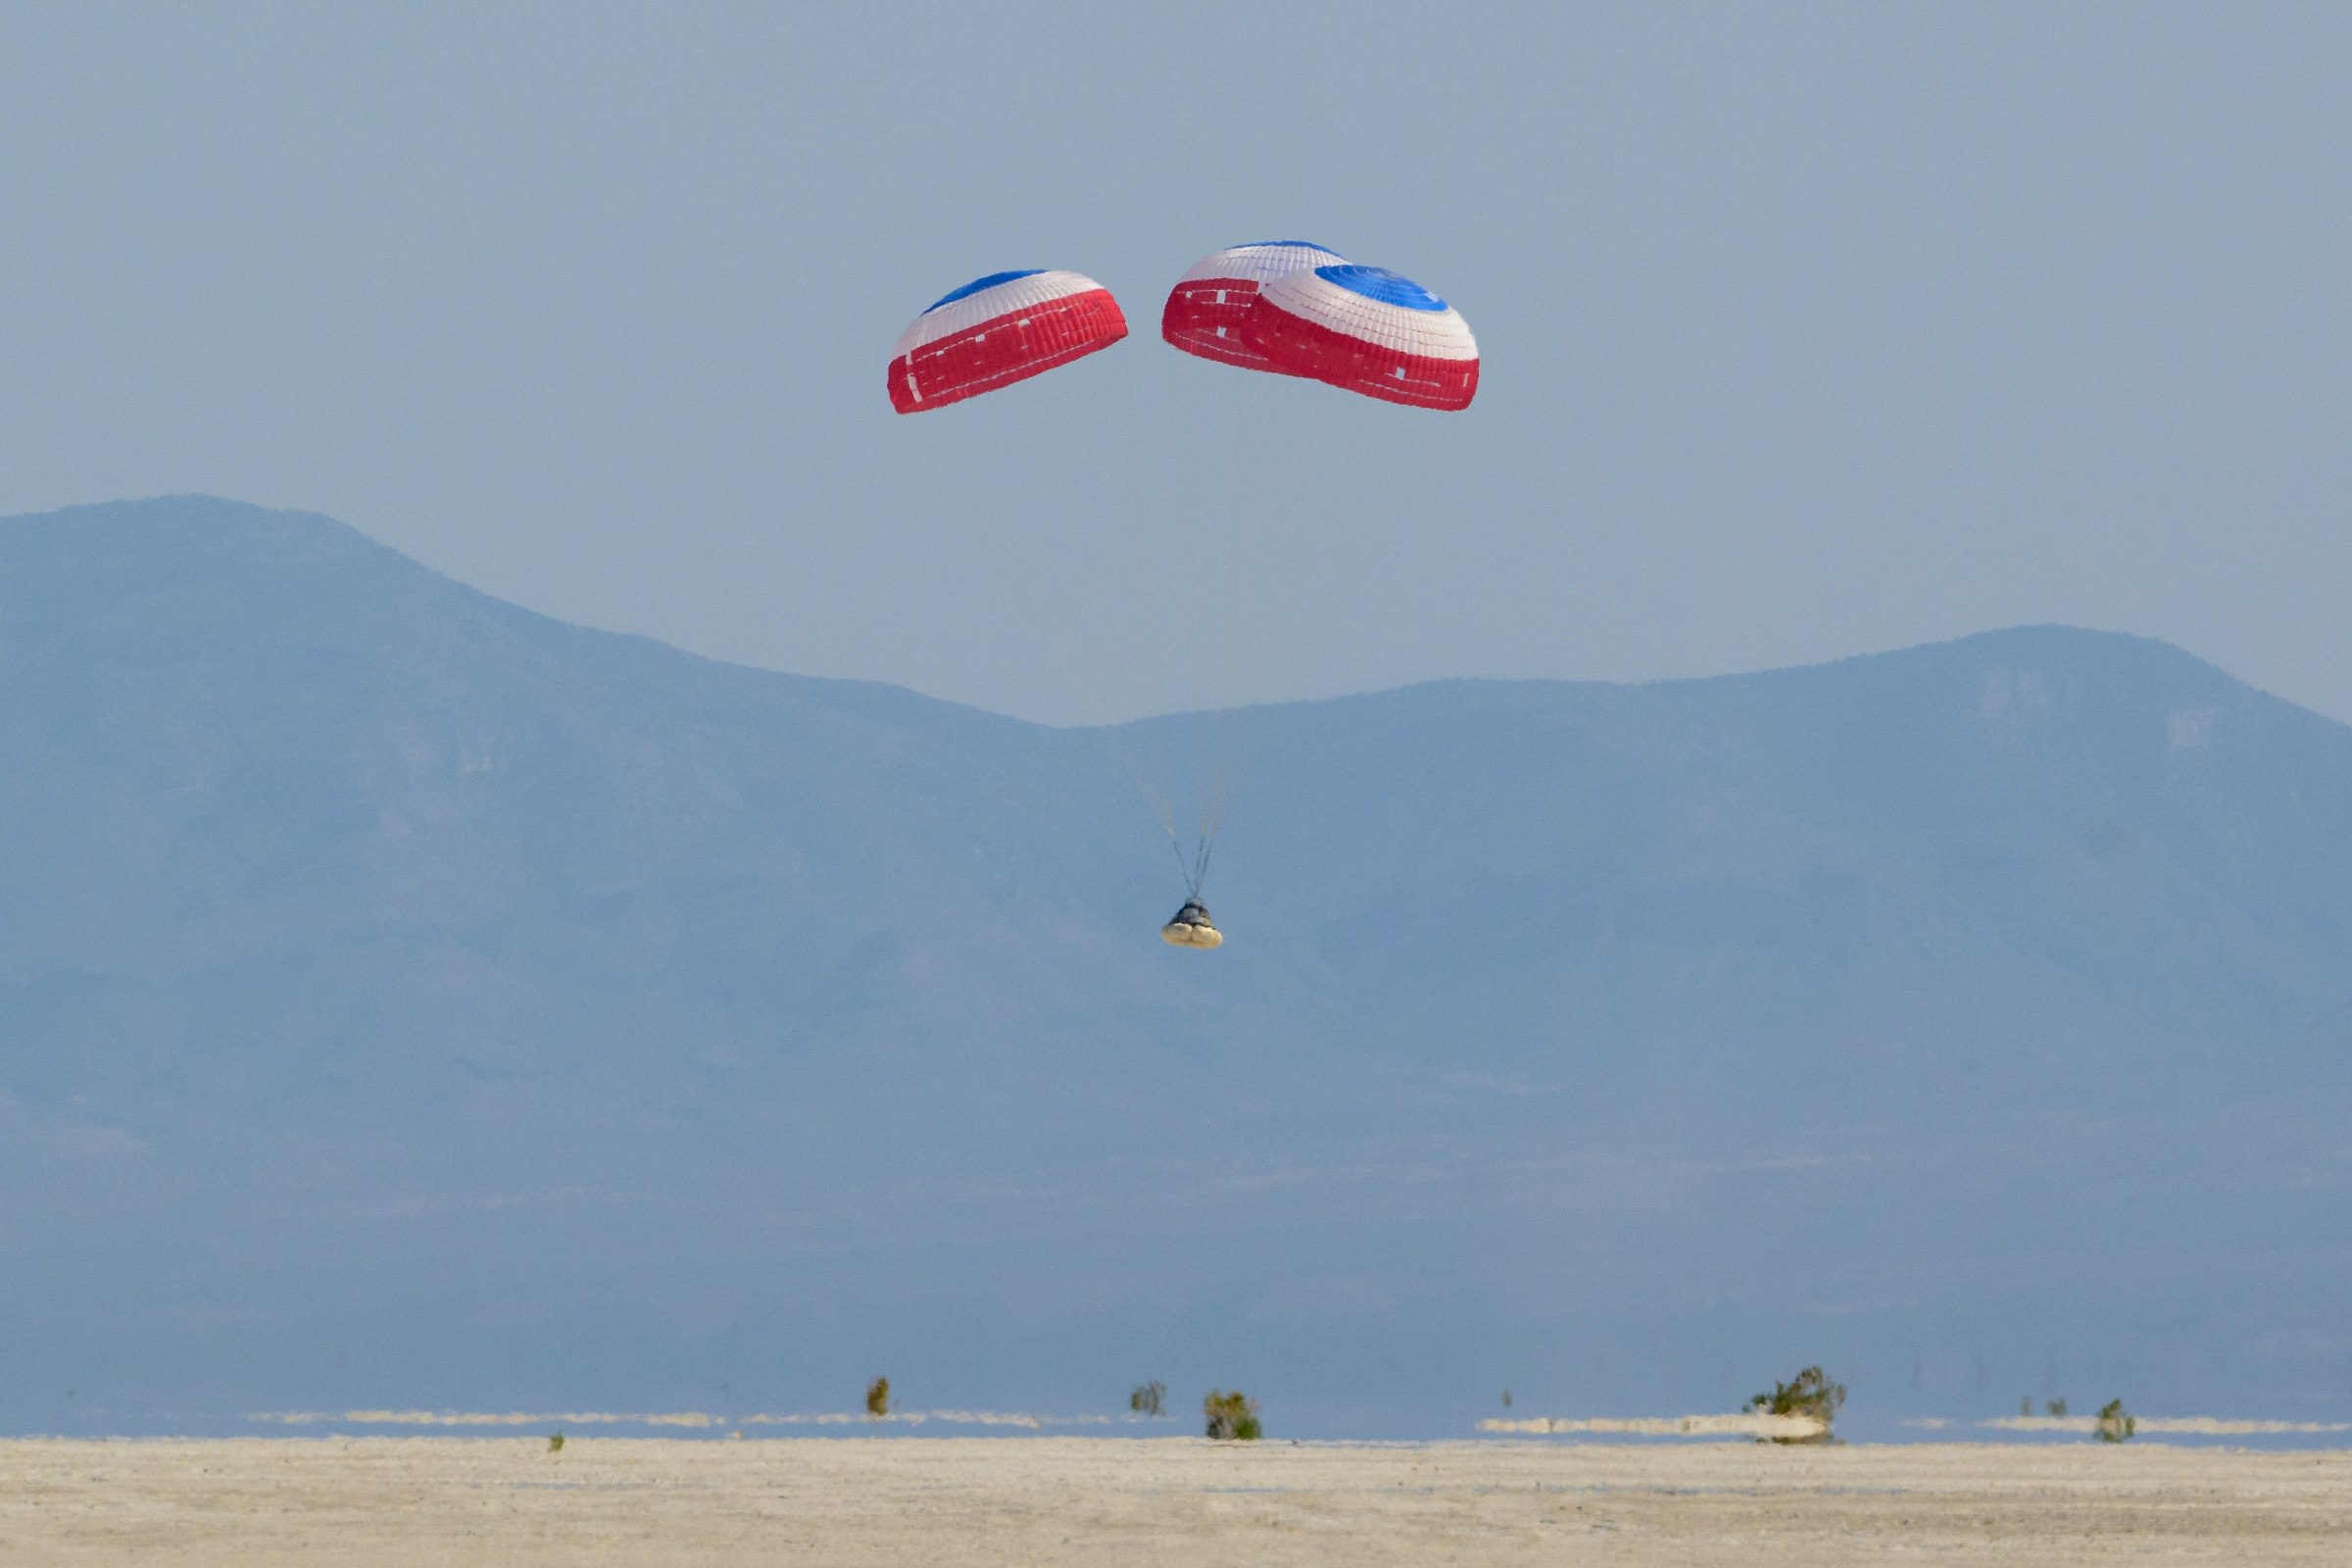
[1159,899,1223,950]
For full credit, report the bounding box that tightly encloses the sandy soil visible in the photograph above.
[2,1436,2346,1565]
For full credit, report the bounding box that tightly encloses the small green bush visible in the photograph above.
[1203,1389,1261,1441]
[2045,1397,2068,1418]
[1748,1365,1846,1445]
[1131,1381,1166,1418]
[865,1376,891,1419]
[2095,1398,2135,1443]
[547,1432,564,1453]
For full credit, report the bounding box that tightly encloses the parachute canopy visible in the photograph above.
[1160,899,1223,950]
[1247,263,1478,411]
[1161,241,1346,375]
[889,270,1127,414]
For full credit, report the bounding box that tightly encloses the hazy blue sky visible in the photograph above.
[2,3,2346,724]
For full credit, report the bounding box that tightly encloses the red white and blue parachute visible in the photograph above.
[1161,241,1347,375]
[888,270,1127,414]
[1247,263,1478,411]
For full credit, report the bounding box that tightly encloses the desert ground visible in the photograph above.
[2,1436,2346,1565]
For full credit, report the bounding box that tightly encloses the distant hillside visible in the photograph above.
[2,497,2346,1437]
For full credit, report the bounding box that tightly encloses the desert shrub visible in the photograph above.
[1203,1389,1261,1441]
[2045,1397,2068,1417]
[866,1376,891,1419]
[1748,1365,1846,1444]
[548,1432,564,1453]
[2095,1398,2135,1443]
[1131,1381,1166,1418]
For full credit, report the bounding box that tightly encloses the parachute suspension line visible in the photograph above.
[1115,735,1212,901]
[1114,742,1179,838]
[1182,741,1230,902]
[1186,833,1214,902]
[1141,770,1198,892]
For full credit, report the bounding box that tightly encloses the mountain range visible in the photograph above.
[2,496,2346,1437]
